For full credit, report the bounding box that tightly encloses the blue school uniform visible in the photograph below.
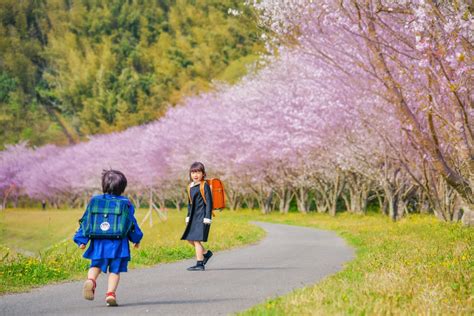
[73,194,143,273]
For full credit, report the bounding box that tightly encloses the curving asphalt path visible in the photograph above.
[0,222,354,315]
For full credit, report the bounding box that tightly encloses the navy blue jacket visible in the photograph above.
[73,194,143,260]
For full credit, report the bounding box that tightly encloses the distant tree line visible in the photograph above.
[0,0,265,148]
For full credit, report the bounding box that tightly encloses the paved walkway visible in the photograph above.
[0,222,354,315]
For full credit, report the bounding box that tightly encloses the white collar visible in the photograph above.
[190,181,201,188]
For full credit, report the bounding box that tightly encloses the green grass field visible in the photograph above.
[0,208,265,294]
[0,208,83,254]
[237,212,474,315]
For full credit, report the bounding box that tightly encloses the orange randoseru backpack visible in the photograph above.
[187,179,225,217]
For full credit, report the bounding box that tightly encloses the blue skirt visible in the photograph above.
[90,258,129,274]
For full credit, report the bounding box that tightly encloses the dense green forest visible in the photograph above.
[0,0,265,149]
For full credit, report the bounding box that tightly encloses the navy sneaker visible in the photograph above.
[203,250,213,265]
[187,262,205,271]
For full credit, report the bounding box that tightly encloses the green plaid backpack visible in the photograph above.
[80,195,133,239]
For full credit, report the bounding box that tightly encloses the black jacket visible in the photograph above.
[181,182,212,242]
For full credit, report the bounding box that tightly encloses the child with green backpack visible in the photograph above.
[73,170,143,306]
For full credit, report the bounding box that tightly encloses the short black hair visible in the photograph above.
[102,169,127,195]
[189,161,206,181]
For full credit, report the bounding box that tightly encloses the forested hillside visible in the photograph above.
[0,0,265,148]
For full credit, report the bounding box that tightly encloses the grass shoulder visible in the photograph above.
[237,211,473,315]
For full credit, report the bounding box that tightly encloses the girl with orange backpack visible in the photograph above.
[181,161,224,271]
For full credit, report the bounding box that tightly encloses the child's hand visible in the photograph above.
[79,244,86,250]
[134,243,140,249]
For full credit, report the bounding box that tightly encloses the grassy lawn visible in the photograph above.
[237,211,473,315]
[0,208,84,254]
[0,208,265,294]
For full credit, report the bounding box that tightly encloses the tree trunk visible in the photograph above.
[295,187,309,213]
[156,197,166,210]
[226,190,240,211]
[329,172,344,217]
[344,173,370,214]
[385,187,400,222]
[230,195,240,211]
[342,194,352,213]
[70,195,81,209]
[37,94,77,145]
[461,202,474,226]
[418,191,431,214]
[382,198,389,216]
[278,188,292,214]
[148,189,154,226]
[2,196,7,210]
[346,189,367,214]
[314,196,329,213]
[398,199,406,219]
[173,199,182,212]
[366,12,474,224]
[375,191,387,215]
[249,199,255,209]
[131,194,142,209]
[314,183,333,214]
[262,190,274,214]
[83,194,89,209]
[244,197,256,210]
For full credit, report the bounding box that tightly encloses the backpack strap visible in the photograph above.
[188,182,206,205]
[200,181,207,205]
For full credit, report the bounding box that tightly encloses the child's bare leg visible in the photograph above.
[87,267,101,281]
[194,241,204,261]
[107,273,120,293]
[187,240,194,246]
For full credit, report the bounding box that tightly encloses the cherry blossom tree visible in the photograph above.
[253,0,473,223]
[1,1,470,225]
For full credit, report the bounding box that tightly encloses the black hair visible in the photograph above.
[102,169,127,195]
[189,161,206,181]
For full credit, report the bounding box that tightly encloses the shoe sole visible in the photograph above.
[187,267,205,271]
[106,296,118,306]
[82,280,94,301]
